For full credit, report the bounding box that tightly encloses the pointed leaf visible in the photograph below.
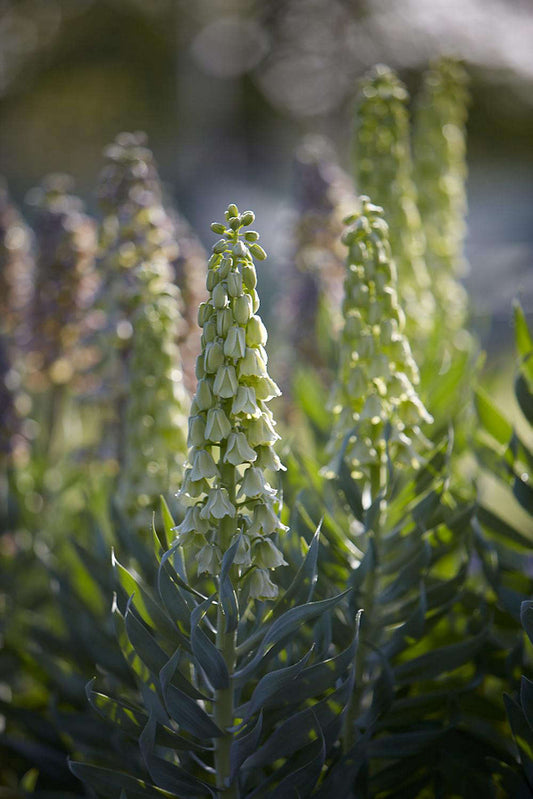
[475,388,512,445]
[234,590,350,681]
[230,712,263,782]
[191,596,229,690]
[69,762,181,799]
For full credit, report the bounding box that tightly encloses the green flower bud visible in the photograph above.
[218,256,232,279]
[198,301,212,327]
[232,385,259,416]
[205,407,232,442]
[204,340,225,373]
[243,264,257,289]
[195,355,206,380]
[249,243,267,261]
[224,326,246,360]
[213,238,228,253]
[227,203,239,218]
[233,240,248,257]
[224,431,257,466]
[213,282,228,309]
[206,270,218,291]
[203,318,217,344]
[188,415,206,447]
[211,222,226,234]
[241,210,255,226]
[244,230,259,242]
[213,364,238,398]
[201,487,235,519]
[246,316,267,347]
[190,449,219,481]
[227,271,243,297]
[248,569,278,600]
[216,307,233,337]
[253,538,287,569]
[233,293,253,325]
[195,378,214,410]
[208,253,222,269]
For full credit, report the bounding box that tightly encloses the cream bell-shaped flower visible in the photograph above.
[176,204,286,600]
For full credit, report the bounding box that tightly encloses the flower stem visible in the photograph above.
[343,456,386,753]
[214,454,239,798]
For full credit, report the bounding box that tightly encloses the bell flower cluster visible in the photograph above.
[96,134,189,522]
[96,132,183,402]
[413,58,469,335]
[176,204,286,601]
[354,65,434,338]
[115,277,189,534]
[325,197,433,482]
[26,174,98,391]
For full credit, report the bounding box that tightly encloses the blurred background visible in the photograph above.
[1,0,532,352]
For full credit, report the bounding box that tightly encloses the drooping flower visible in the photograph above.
[176,204,286,600]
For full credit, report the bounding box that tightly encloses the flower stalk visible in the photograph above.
[325,197,433,748]
[354,65,434,338]
[413,58,470,336]
[176,203,285,795]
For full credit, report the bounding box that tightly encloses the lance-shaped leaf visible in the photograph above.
[230,712,263,782]
[234,590,350,682]
[139,712,215,797]
[69,762,182,799]
[190,596,230,690]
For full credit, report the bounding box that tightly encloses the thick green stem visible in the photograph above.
[343,456,386,753]
[214,605,238,798]
[214,454,240,798]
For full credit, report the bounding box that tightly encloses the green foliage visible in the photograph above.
[2,57,533,799]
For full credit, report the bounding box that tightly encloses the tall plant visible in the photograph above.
[413,58,469,336]
[70,205,358,799]
[95,133,189,527]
